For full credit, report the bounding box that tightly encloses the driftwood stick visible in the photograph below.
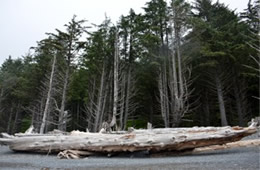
[57,150,95,159]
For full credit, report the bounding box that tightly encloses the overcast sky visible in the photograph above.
[0,0,249,65]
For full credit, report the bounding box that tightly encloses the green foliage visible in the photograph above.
[20,116,31,133]
[126,119,147,129]
[68,69,88,102]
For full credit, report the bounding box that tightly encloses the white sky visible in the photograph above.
[0,0,249,65]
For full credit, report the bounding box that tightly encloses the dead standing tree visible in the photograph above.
[25,54,58,133]
[109,30,119,130]
[109,29,138,131]
[158,0,191,127]
[47,16,87,131]
[39,53,57,133]
[117,12,140,130]
[89,64,110,132]
[118,66,138,130]
[84,21,138,132]
[83,20,114,132]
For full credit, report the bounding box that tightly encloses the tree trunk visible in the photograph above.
[86,77,96,132]
[215,74,228,126]
[58,65,69,131]
[170,48,178,126]
[110,32,119,129]
[149,97,154,124]
[159,70,167,126]
[233,80,244,126]
[176,33,184,110]
[12,103,21,134]
[123,68,131,130]
[7,105,14,134]
[119,72,126,130]
[40,54,56,134]
[168,0,190,127]
[93,65,106,132]
[163,52,170,127]
[203,91,210,126]
[99,76,110,128]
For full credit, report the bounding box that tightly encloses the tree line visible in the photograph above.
[0,0,259,134]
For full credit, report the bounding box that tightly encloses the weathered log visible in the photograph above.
[0,126,256,155]
[150,138,260,157]
[194,139,260,152]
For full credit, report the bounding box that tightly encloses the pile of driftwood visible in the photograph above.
[0,124,258,159]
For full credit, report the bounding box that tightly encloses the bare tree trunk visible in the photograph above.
[12,103,21,134]
[163,53,170,127]
[169,31,185,127]
[76,102,80,126]
[233,80,244,126]
[176,35,184,110]
[86,78,96,131]
[107,80,114,125]
[203,91,211,126]
[40,54,56,134]
[35,96,46,133]
[93,65,106,132]
[159,69,167,127]
[215,74,228,126]
[119,72,126,130]
[166,0,191,127]
[99,75,110,128]
[7,105,14,134]
[170,50,178,125]
[58,65,69,131]
[170,33,180,126]
[171,50,179,102]
[123,69,131,130]
[110,32,119,129]
[149,97,154,124]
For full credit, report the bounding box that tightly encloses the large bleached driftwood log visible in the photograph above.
[0,126,257,156]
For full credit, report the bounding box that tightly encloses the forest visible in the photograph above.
[0,0,259,134]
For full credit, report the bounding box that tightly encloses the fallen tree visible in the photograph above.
[0,125,257,159]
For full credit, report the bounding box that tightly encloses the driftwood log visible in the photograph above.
[194,138,260,152]
[0,126,257,158]
[150,138,260,157]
